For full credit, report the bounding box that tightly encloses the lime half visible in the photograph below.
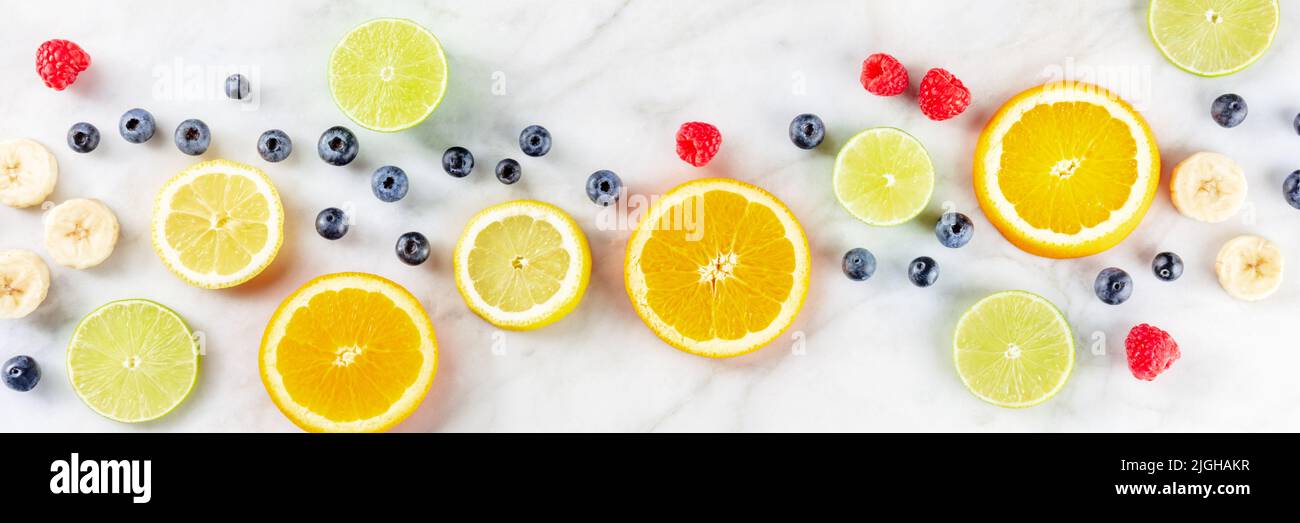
[833,127,934,226]
[1148,0,1279,77]
[67,300,200,423]
[953,291,1075,408]
[328,18,448,132]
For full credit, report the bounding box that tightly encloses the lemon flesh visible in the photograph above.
[152,159,284,289]
[454,201,591,330]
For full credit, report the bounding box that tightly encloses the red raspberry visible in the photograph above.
[860,53,908,96]
[1125,324,1180,381]
[675,122,721,167]
[36,39,91,91]
[917,68,970,121]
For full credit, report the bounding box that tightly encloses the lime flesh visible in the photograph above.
[833,127,935,226]
[953,291,1075,408]
[67,300,199,423]
[328,18,448,132]
[1148,0,1278,77]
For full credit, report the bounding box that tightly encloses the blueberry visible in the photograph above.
[67,122,99,153]
[257,129,292,162]
[789,113,825,150]
[1284,170,1300,210]
[442,146,474,178]
[174,119,211,156]
[1094,267,1133,305]
[395,232,430,266]
[1210,94,1247,128]
[2,355,40,392]
[317,126,358,166]
[495,158,521,185]
[519,125,552,157]
[935,212,974,248]
[371,165,409,202]
[225,73,250,100]
[586,170,622,206]
[315,207,349,240]
[908,256,939,287]
[842,248,876,281]
[118,108,156,144]
[1152,252,1183,282]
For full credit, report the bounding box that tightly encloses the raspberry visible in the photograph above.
[917,68,970,121]
[1125,324,1180,381]
[676,122,721,167]
[36,39,91,91]
[860,53,908,96]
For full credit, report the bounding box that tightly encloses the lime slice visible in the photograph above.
[67,300,200,423]
[328,18,448,132]
[953,291,1075,408]
[1148,0,1279,77]
[833,127,934,226]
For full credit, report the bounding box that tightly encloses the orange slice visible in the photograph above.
[974,82,1160,258]
[624,178,810,358]
[260,273,437,432]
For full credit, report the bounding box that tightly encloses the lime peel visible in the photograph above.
[1148,0,1279,77]
[953,290,1075,408]
[67,299,200,423]
[328,18,449,132]
[833,127,935,226]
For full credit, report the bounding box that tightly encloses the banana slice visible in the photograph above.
[0,139,58,208]
[43,198,120,269]
[1170,152,1247,223]
[0,250,51,319]
[1215,235,1284,302]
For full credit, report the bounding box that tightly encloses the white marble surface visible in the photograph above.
[2,0,1299,432]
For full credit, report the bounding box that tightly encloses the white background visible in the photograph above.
[2,0,1298,431]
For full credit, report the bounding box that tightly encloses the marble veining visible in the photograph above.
[2,0,1299,432]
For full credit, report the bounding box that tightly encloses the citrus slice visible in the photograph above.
[152,159,284,289]
[974,82,1160,259]
[625,178,811,358]
[833,127,935,226]
[953,291,1075,408]
[260,273,438,432]
[67,299,200,423]
[454,200,591,330]
[1148,0,1279,77]
[328,18,448,132]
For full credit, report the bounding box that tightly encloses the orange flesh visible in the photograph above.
[638,190,795,341]
[997,102,1139,234]
[276,288,424,422]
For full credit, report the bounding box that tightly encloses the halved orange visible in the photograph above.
[974,82,1160,258]
[260,272,437,432]
[624,178,811,358]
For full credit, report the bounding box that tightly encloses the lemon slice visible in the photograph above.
[261,273,438,432]
[329,18,449,132]
[974,82,1160,259]
[833,127,935,226]
[67,299,200,423]
[152,159,284,289]
[454,200,591,330]
[953,291,1075,408]
[1148,0,1279,77]
[624,178,811,358]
